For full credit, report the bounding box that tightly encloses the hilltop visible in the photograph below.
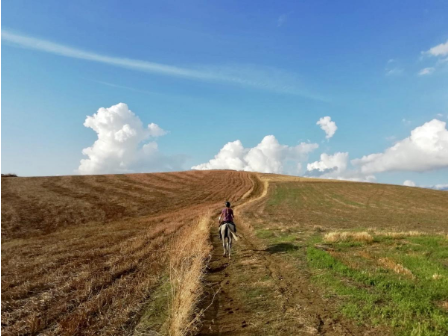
[2,171,448,335]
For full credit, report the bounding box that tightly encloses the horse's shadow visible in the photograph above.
[264,243,299,254]
[207,263,229,273]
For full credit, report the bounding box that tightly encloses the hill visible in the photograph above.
[198,174,448,335]
[1,171,258,335]
[2,172,448,335]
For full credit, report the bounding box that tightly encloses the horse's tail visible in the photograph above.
[229,230,239,241]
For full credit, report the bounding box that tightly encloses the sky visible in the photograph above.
[2,0,448,188]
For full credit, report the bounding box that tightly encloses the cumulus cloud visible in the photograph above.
[306,152,375,182]
[148,123,168,137]
[316,116,337,139]
[307,152,348,173]
[418,67,435,76]
[403,180,416,187]
[192,135,318,174]
[78,103,184,174]
[352,119,448,174]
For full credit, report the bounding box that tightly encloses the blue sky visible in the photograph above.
[2,0,448,187]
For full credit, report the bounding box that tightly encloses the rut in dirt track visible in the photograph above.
[198,176,376,336]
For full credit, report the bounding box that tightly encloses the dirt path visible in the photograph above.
[198,176,376,336]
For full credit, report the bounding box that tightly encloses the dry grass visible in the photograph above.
[372,230,424,238]
[1,171,258,335]
[432,273,443,280]
[378,257,415,278]
[441,301,448,311]
[168,214,212,336]
[323,231,374,243]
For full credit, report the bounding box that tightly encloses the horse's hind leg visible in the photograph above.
[228,236,232,259]
[222,238,226,257]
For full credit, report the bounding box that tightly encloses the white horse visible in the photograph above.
[220,223,238,259]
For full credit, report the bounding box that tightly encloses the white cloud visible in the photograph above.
[306,152,376,182]
[352,119,448,174]
[316,116,337,139]
[403,180,416,187]
[307,152,348,173]
[431,183,448,191]
[403,182,448,191]
[2,30,322,99]
[148,123,168,137]
[386,67,404,76]
[424,40,448,57]
[192,135,318,174]
[419,40,448,75]
[78,103,184,174]
[418,67,435,76]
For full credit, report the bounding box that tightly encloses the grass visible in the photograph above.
[252,181,448,335]
[133,278,171,335]
[264,181,448,233]
[307,232,448,335]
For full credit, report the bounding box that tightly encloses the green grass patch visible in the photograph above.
[133,276,171,335]
[307,234,448,336]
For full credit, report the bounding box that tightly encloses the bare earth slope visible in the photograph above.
[1,171,256,335]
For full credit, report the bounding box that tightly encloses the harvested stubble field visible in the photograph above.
[1,171,258,335]
[3,172,448,336]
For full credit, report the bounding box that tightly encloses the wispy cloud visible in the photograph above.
[386,68,404,76]
[402,118,411,125]
[2,30,322,99]
[385,59,403,76]
[419,40,448,75]
[418,67,435,76]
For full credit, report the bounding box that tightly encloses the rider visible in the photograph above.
[219,201,236,240]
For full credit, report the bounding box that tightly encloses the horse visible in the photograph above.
[220,222,238,259]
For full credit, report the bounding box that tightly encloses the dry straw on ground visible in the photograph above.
[168,214,212,336]
[323,231,374,243]
[378,257,415,278]
[373,230,424,238]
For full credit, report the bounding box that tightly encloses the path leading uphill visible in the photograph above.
[198,175,380,336]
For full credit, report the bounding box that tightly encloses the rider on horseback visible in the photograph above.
[219,201,236,240]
